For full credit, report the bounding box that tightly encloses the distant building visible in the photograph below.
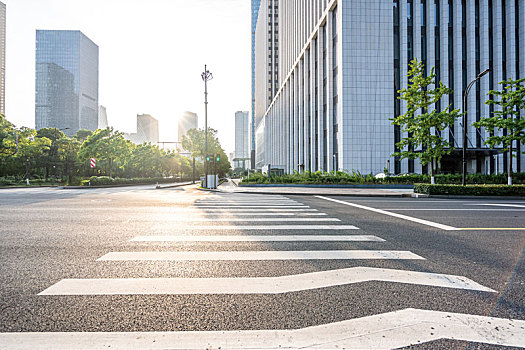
[178,111,198,142]
[137,114,158,144]
[124,114,159,144]
[234,111,249,170]
[98,105,108,129]
[35,30,99,137]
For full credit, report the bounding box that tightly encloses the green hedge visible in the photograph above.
[241,171,525,185]
[414,183,525,196]
[84,176,192,186]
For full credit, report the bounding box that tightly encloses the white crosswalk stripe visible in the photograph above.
[2,309,522,349]
[130,235,385,242]
[96,250,424,261]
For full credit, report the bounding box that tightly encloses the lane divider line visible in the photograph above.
[316,196,459,231]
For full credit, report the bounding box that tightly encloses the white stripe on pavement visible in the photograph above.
[470,203,525,208]
[164,225,359,230]
[96,250,422,261]
[165,218,341,222]
[384,208,525,211]
[194,206,309,208]
[130,235,385,242]
[316,196,459,231]
[3,309,519,349]
[39,266,497,296]
[186,208,319,212]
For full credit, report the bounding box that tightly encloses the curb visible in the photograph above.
[60,182,193,190]
[155,182,196,189]
[423,194,525,200]
[215,188,410,197]
[238,184,414,189]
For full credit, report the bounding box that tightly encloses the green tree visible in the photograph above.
[126,143,165,178]
[36,127,67,181]
[0,114,16,157]
[474,78,525,185]
[392,59,461,184]
[58,136,81,184]
[75,129,93,142]
[12,127,51,181]
[181,128,231,177]
[78,128,132,177]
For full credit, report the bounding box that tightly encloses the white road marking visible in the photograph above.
[3,308,518,349]
[194,205,309,208]
[186,208,319,212]
[130,235,385,242]
[470,203,525,208]
[39,267,498,296]
[165,225,359,230]
[96,250,422,261]
[383,208,525,211]
[164,218,341,222]
[316,196,459,231]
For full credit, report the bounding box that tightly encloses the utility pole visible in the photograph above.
[201,65,213,188]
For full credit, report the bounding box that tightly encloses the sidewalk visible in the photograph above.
[218,180,414,197]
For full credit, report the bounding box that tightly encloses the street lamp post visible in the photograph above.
[201,65,213,188]
[462,69,490,186]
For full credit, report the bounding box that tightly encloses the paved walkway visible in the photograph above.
[218,180,414,197]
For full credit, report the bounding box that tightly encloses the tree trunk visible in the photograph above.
[508,143,513,185]
[430,158,436,185]
[24,158,30,181]
[109,158,113,178]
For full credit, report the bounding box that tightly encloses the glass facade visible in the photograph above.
[35,30,99,136]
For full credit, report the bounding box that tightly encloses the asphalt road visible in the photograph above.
[0,186,524,349]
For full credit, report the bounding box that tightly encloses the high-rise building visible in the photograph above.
[178,111,198,142]
[250,0,261,169]
[234,111,249,169]
[0,1,5,115]
[123,114,159,145]
[256,1,524,176]
[137,114,159,144]
[35,30,99,137]
[98,105,108,129]
[254,0,278,127]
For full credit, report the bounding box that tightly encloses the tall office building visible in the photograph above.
[137,114,159,144]
[250,0,261,169]
[0,1,5,115]
[178,111,198,142]
[257,0,524,175]
[35,30,99,137]
[234,111,250,169]
[98,105,108,129]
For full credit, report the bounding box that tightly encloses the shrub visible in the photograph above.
[83,176,193,186]
[414,183,525,196]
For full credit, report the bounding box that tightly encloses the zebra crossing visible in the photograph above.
[2,193,523,349]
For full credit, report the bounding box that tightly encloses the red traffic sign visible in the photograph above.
[90,158,96,168]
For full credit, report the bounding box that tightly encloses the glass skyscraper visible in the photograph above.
[35,30,99,136]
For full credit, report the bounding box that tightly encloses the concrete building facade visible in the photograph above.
[234,111,250,169]
[251,0,262,168]
[256,0,524,175]
[0,1,5,116]
[35,30,99,137]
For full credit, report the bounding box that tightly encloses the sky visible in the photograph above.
[4,0,251,155]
